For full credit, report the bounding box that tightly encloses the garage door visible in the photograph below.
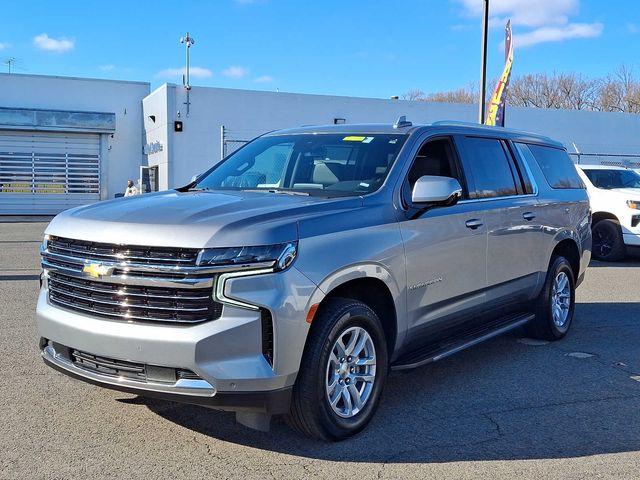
[0,131,101,215]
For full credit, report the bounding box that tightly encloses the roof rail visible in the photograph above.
[431,120,486,127]
[393,115,412,129]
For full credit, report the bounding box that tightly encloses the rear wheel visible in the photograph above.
[287,298,388,441]
[592,219,626,261]
[526,255,576,341]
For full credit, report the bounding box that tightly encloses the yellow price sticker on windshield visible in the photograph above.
[343,136,374,143]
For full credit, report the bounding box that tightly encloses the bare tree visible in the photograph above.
[426,87,477,104]
[402,88,426,101]
[404,65,640,113]
[598,65,640,113]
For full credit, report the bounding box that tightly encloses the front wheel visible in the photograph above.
[526,255,576,341]
[287,298,388,441]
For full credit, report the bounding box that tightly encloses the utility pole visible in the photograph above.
[478,0,489,124]
[3,57,16,73]
[179,32,195,116]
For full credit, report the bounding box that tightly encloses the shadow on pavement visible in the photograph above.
[143,301,640,463]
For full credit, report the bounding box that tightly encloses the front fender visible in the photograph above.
[302,261,407,358]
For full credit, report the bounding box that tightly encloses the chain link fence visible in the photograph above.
[220,125,267,160]
[568,152,640,170]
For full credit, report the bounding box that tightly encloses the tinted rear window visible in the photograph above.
[521,144,583,189]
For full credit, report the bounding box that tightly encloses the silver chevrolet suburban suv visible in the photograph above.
[37,119,591,440]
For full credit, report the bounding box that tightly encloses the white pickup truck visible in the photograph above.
[576,165,640,261]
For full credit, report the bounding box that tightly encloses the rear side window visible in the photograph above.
[519,143,583,189]
[460,137,518,199]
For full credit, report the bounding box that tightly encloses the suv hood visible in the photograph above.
[45,190,362,248]
[609,187,640,197]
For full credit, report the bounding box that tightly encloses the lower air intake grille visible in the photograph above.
[71,349,146,381]
[70,348,203,383]
[261,309,274,367]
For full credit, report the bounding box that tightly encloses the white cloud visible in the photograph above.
[254,75,274,83]
[33,33,74,52]
[222,65,249,79]
[627,23,639,35]
[456,0,578,28]
[99,64,116,71]
[155,66,213,78]
[454,0,603,47]
[514,22,603,47]
[0,42,10,49]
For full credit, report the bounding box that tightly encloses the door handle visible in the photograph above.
[522,212,536,221]
[465,219,483,230]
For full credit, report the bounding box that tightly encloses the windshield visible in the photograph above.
[584,168,640,189]
[194,133,407,196]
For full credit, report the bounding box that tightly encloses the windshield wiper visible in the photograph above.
[242,188,310,196]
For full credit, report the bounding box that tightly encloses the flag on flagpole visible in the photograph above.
[486,20,513,127]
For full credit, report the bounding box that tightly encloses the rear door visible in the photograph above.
[457,136,544,307]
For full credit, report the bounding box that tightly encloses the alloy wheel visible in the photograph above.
[551,271,571,327]
[325,326,377,418]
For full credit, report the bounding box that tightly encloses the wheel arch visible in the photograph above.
[304,264,405,361]
[551,238,581,281]
[592,211,620,225]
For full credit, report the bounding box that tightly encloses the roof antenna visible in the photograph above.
[394,115,412,129]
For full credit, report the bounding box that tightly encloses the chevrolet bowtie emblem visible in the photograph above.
[82,263,111,278]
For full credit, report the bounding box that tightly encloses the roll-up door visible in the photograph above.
[0,130,101,214]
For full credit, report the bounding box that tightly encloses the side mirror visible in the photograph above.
[190,174,199,183]
[411,175,462,206]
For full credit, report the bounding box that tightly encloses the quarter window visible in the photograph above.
[518,143,584,189]
[461,137,518,199]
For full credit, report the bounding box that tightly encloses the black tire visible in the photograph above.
[526,255,576,341]
[592,219,626,261]
[287,297,388,441]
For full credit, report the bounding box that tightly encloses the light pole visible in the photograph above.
[179,33,195,117]
[3,57,17,73]
[478,0,489,124]
[179,32,195,89]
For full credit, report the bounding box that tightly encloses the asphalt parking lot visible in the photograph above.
[1,221,639,480]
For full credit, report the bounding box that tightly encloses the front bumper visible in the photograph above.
[623,232,640,247]
[37,266,317,413]
[41,341,292,413]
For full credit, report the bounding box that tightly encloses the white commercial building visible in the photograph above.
[0,73,149,214]
[1,72,640,214]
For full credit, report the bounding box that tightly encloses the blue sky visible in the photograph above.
[1,0,638,98]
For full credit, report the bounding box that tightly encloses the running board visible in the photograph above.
[391,312,535,371]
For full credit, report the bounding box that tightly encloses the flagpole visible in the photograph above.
[478,0,489,124]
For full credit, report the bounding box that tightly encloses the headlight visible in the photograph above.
[197,242,297,271]
[627,200,640,210]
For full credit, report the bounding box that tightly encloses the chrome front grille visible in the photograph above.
[47,272,223,323]
[41,235,226,325]
[46,235,200,266]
